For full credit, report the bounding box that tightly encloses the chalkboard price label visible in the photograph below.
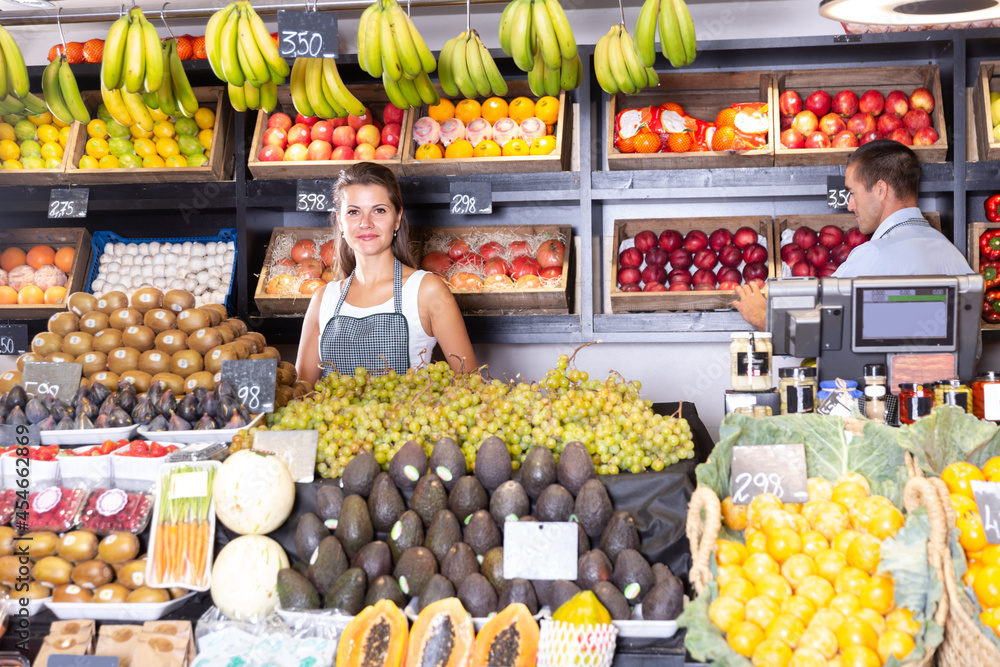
[0,324,28,355]
[450,181,492,215]
[277,10,338,59]
[972,480,1000,545]
[221,358,277,413]
[827,175,849,210]
[730,443,809,505]
[22,361,83,403]
[48,188,89,219]
[297,179,336,212]
[503,521,578,580]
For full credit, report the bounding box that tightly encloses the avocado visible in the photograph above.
[574,479,613,540]
[641,577,684,621]
[498,578,539,615]
[307,535,349,596]
[388,510,424,563]
[335,494,375,559]
[389,440,428,492]
[474,436,512,492]
[577,522,590,556]
[592,580,631,621]
[448,475,488,523]
[457,572,498,618]
[480,546,507,595]
[324,567,367,615]
[576,550,613,591]
[424,509,463,562]
[531,579,553,608]
[351,540,393,583]
[535,484,574,522]
[410,473,448,527]
[394,546,438,598]
[291,561,309,577]
[548,580,582,612]
[315,485,344,528]
[294,513,329,562]
[366,574,406,607]
[342,450,382,497]
[463,510,501,556]
[489,480,530,526]
[520,445,556,500]
[277,568,321,611]
[429,437,467,491]
[600,511,640,563]
[557,441,596,496]
[367,472,407,533]
[419,574,457,611]
[441,541,480,589]
[612,549,654,604]
[652,562,675,587]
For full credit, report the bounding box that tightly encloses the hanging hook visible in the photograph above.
[55,7,67,51]
[407,0,411,17]
[310,0,318,12]
[617,0,626,26]
[377,0,383,10]
[160,2,177,39]
[466,0,471,34]
[119,4,125,19]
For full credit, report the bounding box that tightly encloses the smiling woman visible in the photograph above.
[294,162,477,385]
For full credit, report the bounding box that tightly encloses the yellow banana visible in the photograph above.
[245,4,289,79]
[42,59,74,125]
[412,71,440,106]
[266,61,286,86]
[122,89,153,132]
[0,26,29,98]
[509,0,534,73]
[382,72,409,110]
[58,59,91,123]
[527,49,545,98]
[243,80,260,110]
[465,32,491,98]
[169,39,198,118]
[322,57,366,117]
[634,0,659,68]
[451,34,477,99]
[357,3,375,71]
[305,57,335,119]
[140,14,163,93]
[158,43,179,117]
[532,0,561,70]
[18,92,46,115]
[659,0,685,68]
[205,3,236,81]
[559,54,578,92]
[236,28,262,88]
[498,0,518,56]
[619,26,649,91]
[361,3,383,78]
[124,10,146,94]
[609,26,637,95]
[100,81,134,126]
[0,33,9,99]
[437,36,460,98]
[543,61,560,97]
[319,62,347,118]
[387,1,421,79]
[543,0,576,61]
[379,7,403,81]
[289,57,314,118]
[645,66,659,88]
[478,36,508,97]
[237,4,270,86]
[227,82,247,112]
[259,80,277,113]
[594,27,618,95]
[400,10,435,74]
[672,0,697,66]
[395,75,422,109]
[219,6,244,86]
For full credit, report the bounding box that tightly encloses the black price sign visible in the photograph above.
[22,361,82,403]
[48,188,89,219]
[277,10,338,59]
[450,181,492,215]
[0,324,28,355]
[972,480,1000,545]
[49,657,119,667]
[730,443,809,505]
[297,179,336,212]
[221,358,277,413]
[827,175,849,210]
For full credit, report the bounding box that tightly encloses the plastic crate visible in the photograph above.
[85,229,238,314]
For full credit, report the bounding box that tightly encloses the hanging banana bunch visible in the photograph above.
[633,0,697,69]
[356,0,438,110]
[288,57,368,119]
[41,57,91,125]
[0,23,48,115]
[498,0,581,96]
[594,24,659,96]
[437,30,507,100]
[100,7,165,94]
[142,39,203,118]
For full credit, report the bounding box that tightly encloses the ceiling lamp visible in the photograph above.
[819,0,1000,25]
[0,0,56,8]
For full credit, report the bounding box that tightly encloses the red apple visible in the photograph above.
[791,260,816,277]
[832,130,859,148]
[743,243,768,264]
[805,131,832,149]
[330,117,349,128]
[484,257,511,276]
[818,262,839,277]
[332,125,357,149]
[792,110,819,136]
[859,131,882,145]
[311,120,334,144]
[819,113,847,136]
[779,90,803,116]
[780,114,795,131]
[374,145,397,160]
[331,145,355,161]
[644,282,668,292]
[806,244,830,267]
[619,247,642,268]
[692,268,717,287]
[645,247,669,267]
[909,87,935,113]
[847,112,876,136]
[845,227,869,248]
[733,227,759,249]
[421,251,452,274]
[683,230,709,253]
[912,126,939,146]
[780,128,805,149]
[831,243,852,265]
[831,90,859,118]
[540,267,562,279]
[262,126,288,149]
[381,123,402,148]
[805,90,832,117]
[658,229,683,253]
[258,144,284,161]
[354,143,376,160]
[889,128,913,146]
[295,114,319,127]
[620,283,642,292]
[283,143,308,161]
[693,248,718,271]
[268,112,293,131]
[356,124,381,147]
[718,281,741,291]
[718,244,743,267]
[708,228,733,252]
[742,262,768,283]
[480,242,504,259]
[885,90,909,116]
[669,249,693,270]
[668,268,692,284]
[382,103,405,126]
[348,107,375,131]
[618,267,641,285]
[858,90,884,116]
[641,265,667,285]
[717,266,742,285]
[287,123,312,146]
[793,227,818,250]
[819,225,844,248]
[782,244,805,267]
[876,112,903,137]
[903,109,931,133]
[306,139,333,161]
[668,282,691,291]
[634,230,658,254]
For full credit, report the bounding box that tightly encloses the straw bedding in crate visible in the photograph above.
[538,619,618,667]
[420,228,567,290]
[261,230,339,296]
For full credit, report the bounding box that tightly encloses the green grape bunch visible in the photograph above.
[251,351,696,479]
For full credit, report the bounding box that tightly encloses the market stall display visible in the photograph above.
[0,228,91,320]
[971,61,1000,161]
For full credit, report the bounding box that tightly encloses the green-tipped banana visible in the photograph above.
[400,10,435,73]
[672,0,697,66]
[41,59,73,125]
[387,0,421,79]
[227,82,247,112]
[123,11,146,93]
[17,92,47,115]
[451,34,477,99]
[465,32,491,98]
[243,80,260,110]
[395,75,422,108]
[205,3,236,81]
[619,26,649,91]
[169,39,199,118]
[357,2,376,73]
[437,36,460,98]
[289,56,314,117]
[532,0,561,70]
[219,6,244,86]
[559,54,579,91]
[143,90,160,109]
[1,94,24,113]
[319,62,347,117]
[237,4,270,86]
[259,80,277,113]
[608,26,636,95]
[0,27,28,98]
[0,37,8,100]
[543,0,576,61]
[140,14,163,93]
[122,89,153,132]
[478,36,508,97]
[498,0,518,56]
[645,66,659,88]
[245,3,289,79]
[236,32,262,88]
[100,82,134,126]
[322,57,366,116]
[659,0,685,68]
[0,97,21,115]
[634,0,659,67]
[158,43,179,117]
[543,61,560,97]
[57,59,91,123]
[379,7,403,81]
[509,0,534,73]
[102,15,131,90]
[360,2,383,78]
[527,49,545,98]
[594,27,618,95]
[412,71,440,106]
[305,57,335,119]
[382,72,409,110]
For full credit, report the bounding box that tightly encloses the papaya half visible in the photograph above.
[405,597,475,667]
[473,602,539,667]
[337,599,409,667]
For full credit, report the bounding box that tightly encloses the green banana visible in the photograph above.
[527,49,545,98]
[0,98,20,115]
[243,80,260,110]
[387,1,421,79]
[672,0,697,66]
[634,0,659,68]
[645,66,660,88]
[0,37,8,100]
[158,43,179,117]
[543,61,560,97]
[289,56,314,118]
[361,3,383,78]
[245,3,289,78]
[659,0,686,68]
[318,62,347,118]
[259,80,277,113]
[41,59,74,125]
[219,6,245,86]
[532,0,561,70]
[619,26,649,91]
[412,71,440,106]
[140,13,164,93]
[17,92,46,115]
[594,27,618,95]
[543,0,576,61]
[465,32,491,98]
[205,3,236,82]
[379,7,403,81]
[227,82,247,112]
[509,0,534,73]
[395,75,422,109]
[559,54,578,92]
[451,34,476,99]
[58,58,91,123]
[1,94,24,113]
[321,57,366,116]
[100,81,134,126]
[437,36,460,98]
[123,10,146,93]
[0,27,29,98]
[381,72,409,110]
[237,4,270,86]
[169,39,199,118]
[478,36,509,97]
[305,57,335,119]
[498,0,517,56]
[401,10,436,74]
[266,61,286,86]
[143,90,160,109]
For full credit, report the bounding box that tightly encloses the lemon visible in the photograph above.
[85,137,110,159]
[41,142,63,161]
[58,126,71,147]
[142,154,165,168]
[78,155,99,169]
[197,128,213,151]
[119,153,143,168]
[36,124,59,144]
[51,116,71,129]
[98,155,120,169]
[14,120,36,142]
[165,154,188,168]
[149,107,169,123]
[2,159,23,169]
[44,157,62,169]
[108,137,135,158]
[187,153,209,168]
[87,119,108,139]
[0,139,19,161]
[19,140,41,159]
[0,123,13,142]
[21,156,44,169]
[155,137,179,158]
[27,112,52,127]
[174,117,198,136]
[194,107,215,130]
[130,125,152,139]
[178,135,204,157]
[107,120,131,139]
[153,120,176,139]
[133,138,157,158]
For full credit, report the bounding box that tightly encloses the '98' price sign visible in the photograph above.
[730,443,809,505]
[277,10,338,59]
[221,358,278,414]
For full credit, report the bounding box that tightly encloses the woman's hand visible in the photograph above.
[733,281,767,331]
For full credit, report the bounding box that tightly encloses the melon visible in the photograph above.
[337,599,408,667]
[210,534,289,621]
[213,450,295,534]
[407,597,475,667]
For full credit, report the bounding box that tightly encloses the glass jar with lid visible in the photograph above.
[863,363,887,423]
[973,372,1000,421]
[933,380,972,413]
[778,367,817,414]
[898,383,933,424]
[730,332,773,392]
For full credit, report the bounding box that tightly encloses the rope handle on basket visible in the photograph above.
[904,451,925,479]
[903,476,951,628]
[686,485,721,595]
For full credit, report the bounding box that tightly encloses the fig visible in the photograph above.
[56,417,75,430]
[73,385,90,402]
[37,415,57,431]
[25,397,49,424]
[131,400,157,425]
[74,413,95,429]
[238,404,250,422]
[42,394,58,410]
[7,406,28,427]
[194,414,216,430]
[214,380,235,401]
[6,385,27,409]
[218,396,239,422]
[177,394,199,422]
[197,392,216,418]
[156,390,176,417]
[146,414,170,431]
[109,408,132,428]
[224,414,247,430]
[192,386,208,403]
[115,387,137,414]
[0,403,7,420]
[50,400,72,423]
[146,381,164,405]
[99,396,116,416]
[89,382,111,406]
[168,414,192,431]
[93,413,110,429]
[75,396,98,420]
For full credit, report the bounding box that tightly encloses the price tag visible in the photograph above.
[169,469,210,499]
[826,175,850,210]
[0,324,28,355]
[277,10,338,59]
[49,656,119,667]
[730,443,809,505]
[22,361,82,403]
[503,521,578,580]
[972,480,1000,545]
[253,430,319,483]
[221,358,277,413]
[296,179,336,212]
[48,188,89,219]
[449,181,492,215]
[0,424,40,448]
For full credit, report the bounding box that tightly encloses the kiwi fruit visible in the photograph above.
[93,582,130,603]
[0,555,25,585]
[92,328,124,353]
[214,324,235,344]
[79,310,111,334]
[0,370,21,394]
[31,332,63,356]
[203,303,227,321]
[226,318,248,336]
[61,331,94,357]
[76,351,108,377]
[150,372,185,395]
[0,526,16,556]
[24,532,59,559]
[184,371,216,393]
[46,352,77,363]
[277,361,297,386]
[53,584,93,603]
[89,371,120,391]
[116,560,147,589]
[126,586,170,603]
[177,308,210,334]
[34,556,73,587]
[229,339,251,360]
[72,559,115,589]
[131,287,164,313]
[16,352,44,372]
[154,330,188,355]
[204,344,238,374]
[241,333,265,354]
[144,308,177,333]
[107,347,141,375]
[97,291,129,314]
[168,587,189,599]
[122,325,155,352]
[21,582,51,600]
[47,311,80,337]
[110,307,144,330]
[98,532,140,564]
[119,370,153,393]
[58,531,99,562]
[162,289,196,313]
[138,350,172,376]
[170,350,204,378]
[67,292,98,317]
[188,328,222,355]
[201,307,222,327]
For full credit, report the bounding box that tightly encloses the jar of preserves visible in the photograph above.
[973,372,1000,421]
[730,332,773,391]
[778,367,817,414]
[898,383,933,424]
[933,380,972,412]
[863,363,887,423]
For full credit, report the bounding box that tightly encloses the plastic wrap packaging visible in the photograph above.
[538,619,619,667]
[22,477,92,533]
[193,606,339,667]
[0,479,15,526]
[78,478,155,535]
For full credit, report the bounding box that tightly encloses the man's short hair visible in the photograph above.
[846,139,920,201]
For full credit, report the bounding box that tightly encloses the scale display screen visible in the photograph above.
[853,285,956,351]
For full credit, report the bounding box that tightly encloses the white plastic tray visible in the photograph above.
[137,413,263,443]
[40,424,139,446]
[3,596,49,617]
[45,592,195,620]
[405,598,545,632]
[612,619,678,638]
[275,604,355,631]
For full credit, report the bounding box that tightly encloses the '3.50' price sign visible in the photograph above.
[277,10,338,59]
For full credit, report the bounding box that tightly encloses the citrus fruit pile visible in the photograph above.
[77,104,215,170]
[48,33,211,64]
[0,244,75,306]
[412,95,559,159]
[709,475,919,666]
[0,111,71,171]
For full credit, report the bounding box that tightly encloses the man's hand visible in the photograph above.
[733,282,767,331]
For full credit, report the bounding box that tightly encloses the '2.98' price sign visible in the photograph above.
[730,443,809,505]
[277,10,338,59]
[450,181,492,215]
[221,358,278,414]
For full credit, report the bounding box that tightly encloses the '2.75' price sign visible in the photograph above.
[48,188,89,219]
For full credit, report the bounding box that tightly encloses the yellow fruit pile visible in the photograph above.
[709,475,918,667]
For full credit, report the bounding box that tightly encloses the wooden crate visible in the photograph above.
[254,227,337,317]
[968,222,1000,330]
[0,228,92,319]
[400,80,571,177]
[608,216,775,313]
[972,61,1000,162]
[0,103,80,185]
[772,66,948,166]
[411,225,571,314]
[64,87,232,184]
[247,84,409,179]
[607,71,774,171]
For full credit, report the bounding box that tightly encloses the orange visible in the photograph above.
[943,461,985,499]
[848,495,893,531]
[473,139,501,158]
[667,132,693,152]
[428,99,456,123]
[781,554,817,590]
[26,245,55,269]
[43,286,66,304]
[835,566,871,596]
[529,135,557,155]
[0,286,16,304]
[836,616,878,652]
[661,101,685,115]
[859,573,895,614]
[839,645,881,667]
[966,562,984,588]
[0,247,26,271]
[797,627,837,659]
[534,95,559,124]
[54,247,75,274]
[722,496,749,531]
[502,139,529,157]
[717,540,749,567]
[765,614,805,648]
[779,596,816,625]
[867,505,905,540]
[708,595,744,632]
[192,35,207,60]
[983,456,1000,480]
[727,621,766,657]
[877,629,914,663]
[766,527,803,564]
[974,565,1000,608]
[980,544,1000,567]
[17,286,44,304]
[958,511,988,553]
[415,143,444,160]
[481,97,509,125]
[83,37,104,63]
[508,97,535,124]
[712,126,737,151]
[796,575,835,608]
[445,139,474,159]
[615,134,637,154]
[716,107,738,127]
[745,595,780,629]
[455,99,482,125]
[751,638,793,667]
[633,132,662,153]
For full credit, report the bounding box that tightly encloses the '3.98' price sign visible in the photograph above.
[297,180,335,212]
